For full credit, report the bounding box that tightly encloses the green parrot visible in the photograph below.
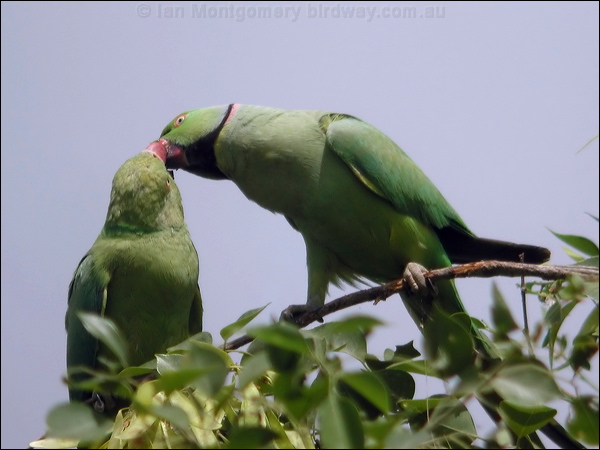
[65,141,203,412]
[156,105,583,448]
[157,104,549,319]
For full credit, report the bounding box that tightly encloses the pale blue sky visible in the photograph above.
[1,2,598,448]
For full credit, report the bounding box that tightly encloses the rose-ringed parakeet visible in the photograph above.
[158,104,549,318]
[65,142,202,412]
[155,105,583,448]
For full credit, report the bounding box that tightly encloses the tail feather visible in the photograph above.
[437,227,551,264]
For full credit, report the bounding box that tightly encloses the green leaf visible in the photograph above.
[224,426,279,449]
[46,402,113,441]
[271,370,322,421]
[220,304,269,341]
[391,342,421,359]
[117,364,155,379]
[340,371,390,415]
[422,307,475,377]
[499,401,557,438]
[549,229,599,257]
[567,396,599,445]
[376,369,416,403]
[490,362,562,406]
[186,342,232,396]
[576,255,599,268]
[77,312,129,368]
[155,343,231,396]
[570,305,599,371]
[318,392,364,449]
[542,300,577,368]
[399,397,444,416]
[406,395,477,447]
[387,359,440,377]
[238,351,272,389]
[167,331,213,352]
[491,282,518,337]
[150,404,191,431]
[305,317,375,363]
[157,367,210,393]
[249,321,310,354]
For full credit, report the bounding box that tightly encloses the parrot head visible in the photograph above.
[158,104,237,180]
[104,145,184,231]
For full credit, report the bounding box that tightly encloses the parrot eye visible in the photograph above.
[166,178,171,189]
[174,114,186,127]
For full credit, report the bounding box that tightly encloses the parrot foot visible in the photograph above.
[280,304,324,324]
[403,262,437,298]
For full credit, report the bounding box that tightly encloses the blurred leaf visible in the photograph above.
[157,368,209,394]
[491,282,518,337]
[543,300,577,368]
[391,341,421,360]
[499,401,557,437]
[423,307,475,377]
[78,312,129,368]
[168,331,213,353]
[365,342,420,371]
[186,342,232,396]
[46,402,113,441]
[376,369,416,404]
[570,305,599,371]
[387,359,440,377]
[28,437,79,449]
[549,229,599,257]
[150,404,191,431]
[574,257,599,301]
[220,304,269,341]
[409,395,477,447]
[576,255,599,268]
[118,364,155,379]
[490,363,562,406]
[559,274,590,301]
[399,397,444,416]
[340,371,390,416]
[567,396,599,445]
[249,321,310,355]
[238,351,272,389]
[225,426,279,449]
[318,392,364,449]
[305,317,375,363]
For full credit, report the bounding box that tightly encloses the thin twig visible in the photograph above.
[222,261,598,351]
[519,254,534,355]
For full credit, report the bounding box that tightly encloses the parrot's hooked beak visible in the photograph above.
[143,139,169,163]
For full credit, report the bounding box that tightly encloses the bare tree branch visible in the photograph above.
[223,261,598,351]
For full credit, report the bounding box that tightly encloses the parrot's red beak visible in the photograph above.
[143,139,169,163]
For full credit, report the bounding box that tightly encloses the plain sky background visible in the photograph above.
[1,2,598,448]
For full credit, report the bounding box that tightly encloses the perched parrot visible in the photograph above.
[158,104,549,318]
[156,104,582,448]
[65,142,203,412]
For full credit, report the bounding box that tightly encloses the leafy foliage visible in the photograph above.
[31,231,598,449]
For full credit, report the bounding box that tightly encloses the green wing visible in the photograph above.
[65,253,110,402]
[188,286,203,335]
[323,114,472,236]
